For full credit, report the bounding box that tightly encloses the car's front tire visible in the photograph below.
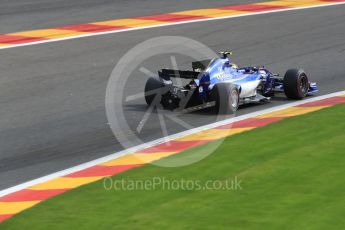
[284,69,309,100]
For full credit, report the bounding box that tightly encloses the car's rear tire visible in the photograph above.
[284,69,309,100]
[212,83,239,114]
[144,77,163,106]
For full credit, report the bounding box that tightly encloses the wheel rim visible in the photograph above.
[299,75,308,95]
[231,89,239,108]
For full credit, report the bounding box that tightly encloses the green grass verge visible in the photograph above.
[3,105,345,229]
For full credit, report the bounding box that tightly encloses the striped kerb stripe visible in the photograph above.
[1,95,344,222]
[0,0,343,48]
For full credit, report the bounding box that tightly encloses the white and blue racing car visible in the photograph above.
[145,52,318,114]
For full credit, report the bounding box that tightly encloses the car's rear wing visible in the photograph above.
[158,69,200,80]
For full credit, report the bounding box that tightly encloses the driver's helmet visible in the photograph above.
[230,63,238,69]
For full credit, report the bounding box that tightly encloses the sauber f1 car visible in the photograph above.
[144,52,318,114]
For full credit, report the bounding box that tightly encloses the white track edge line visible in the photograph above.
[1,2,345,51]
[1,90,344,197]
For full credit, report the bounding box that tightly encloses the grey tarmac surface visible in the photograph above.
[1,4,345,189]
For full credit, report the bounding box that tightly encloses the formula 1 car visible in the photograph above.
[144,52,318,114]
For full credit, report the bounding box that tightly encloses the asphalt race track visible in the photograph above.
[1,1,345,190]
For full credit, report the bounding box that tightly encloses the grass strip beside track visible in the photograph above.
[2,105,345,229]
